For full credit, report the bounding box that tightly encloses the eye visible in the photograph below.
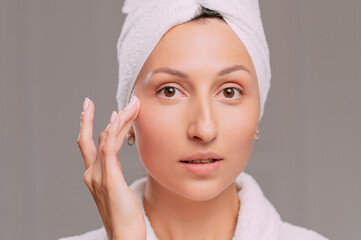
[156,85,244,99]
[156,86,183,98]
[218,87,245,99]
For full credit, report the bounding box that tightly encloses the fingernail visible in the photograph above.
[110,111,117,124]
[124,95,137,111]
[83,98,90,112]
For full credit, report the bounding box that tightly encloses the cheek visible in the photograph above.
[219,103,258,168]
[222,108,257,142]
[133,102,185,170]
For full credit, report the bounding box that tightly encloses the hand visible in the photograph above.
[77,96,146,240]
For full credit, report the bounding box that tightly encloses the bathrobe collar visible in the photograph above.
[129,171,282,240]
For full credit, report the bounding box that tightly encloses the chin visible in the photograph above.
[145,161,244,202]
[171,178,235,202]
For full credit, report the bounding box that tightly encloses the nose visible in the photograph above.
[187,96,218,143]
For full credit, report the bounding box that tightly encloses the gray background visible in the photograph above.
[1,0,360,239]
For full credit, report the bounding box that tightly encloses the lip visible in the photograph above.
[179,151,223,176]
[179,160,223,176]
[180,151,223,162]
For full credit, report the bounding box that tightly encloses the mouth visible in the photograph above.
[178,159,223,176]
[179,159,221,164]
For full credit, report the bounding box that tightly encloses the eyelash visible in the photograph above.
[156,85,245,99]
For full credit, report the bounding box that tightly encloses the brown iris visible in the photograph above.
[223,88,235,98]
[163,87,176,97]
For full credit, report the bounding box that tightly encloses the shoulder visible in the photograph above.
[280,221,330,240]
[58,226,107,240]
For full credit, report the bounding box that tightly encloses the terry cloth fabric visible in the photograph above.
[116,0,272,122]
[58,171,329,240]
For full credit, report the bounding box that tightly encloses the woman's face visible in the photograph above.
[131,19,260,201]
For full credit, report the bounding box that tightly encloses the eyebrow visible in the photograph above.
[152,64,251,79]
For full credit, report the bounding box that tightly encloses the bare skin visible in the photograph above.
[77,18,259,240]
[130,18,260,240]
[77,97,145,240]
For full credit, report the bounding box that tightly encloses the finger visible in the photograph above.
[115,97,141,152]
[77,98,97,170]
[98,129,107,151]
[98,111,122,175]
[97,110,118,149]
[91,112,116,191]
[83,164,94,194]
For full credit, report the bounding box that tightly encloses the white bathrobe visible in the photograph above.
[59,172,329,240]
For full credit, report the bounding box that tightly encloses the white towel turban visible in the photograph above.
[116,0,271,122]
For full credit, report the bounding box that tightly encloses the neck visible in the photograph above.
[143,175,240,240]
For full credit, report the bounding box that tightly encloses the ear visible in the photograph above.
[128,126,135,136]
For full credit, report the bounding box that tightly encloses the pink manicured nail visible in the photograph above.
[124,95,137,111]
[110,111,117,124]
[83,98,90,112]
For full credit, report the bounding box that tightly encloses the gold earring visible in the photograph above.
[127,133,135,146]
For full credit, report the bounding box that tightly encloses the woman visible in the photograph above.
[61,2,329,240]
